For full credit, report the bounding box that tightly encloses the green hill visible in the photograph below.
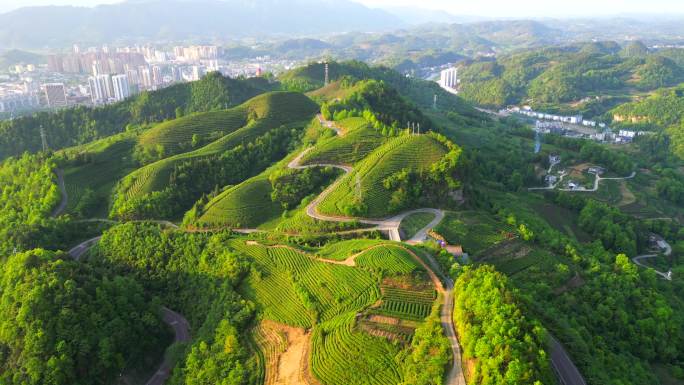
[111,92,318,219]
[318,134,449,218]
[281,60,479,119]
[136,109,248,158]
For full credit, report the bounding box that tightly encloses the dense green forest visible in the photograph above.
[0,248,167,385]
[457,42,684,107]
[453,265,552,384]
[0,73,274,160]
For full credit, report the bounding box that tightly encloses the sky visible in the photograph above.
[0,0,682,18]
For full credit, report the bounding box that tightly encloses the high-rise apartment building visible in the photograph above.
[111,74,130,101]
[439,67,459,91]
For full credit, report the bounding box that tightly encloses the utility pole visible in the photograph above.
[324,62,329,86]
[40,125,48,152]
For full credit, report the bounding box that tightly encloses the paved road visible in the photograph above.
[51,169,68,217]
[145,307,191,385]
[632,235,673,281]
[402,248,466,385]
[287,146,444,242]
[530,170,635,192]
[66,237,190,385]
[549,336,587,385]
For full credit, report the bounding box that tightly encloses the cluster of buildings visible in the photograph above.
[1,43,292,115]
[509,106,607,129]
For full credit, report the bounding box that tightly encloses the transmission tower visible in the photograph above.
[40,125,48,152]
[324,62,329,86]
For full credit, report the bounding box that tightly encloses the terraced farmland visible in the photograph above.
[310,312,404,385]
[229,241,380,327]
[300,117,387,165]
[59,132,138,216]
[355,245,422,275]
[137,108,248,156]
[197,174,282,228]
[318,135,448,218]
[399,212,436,239]
[114,92,318,202]
[317,239,388,261]
[372,286,436,322]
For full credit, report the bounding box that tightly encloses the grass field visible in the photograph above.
[115,92,318,202]
[318,135,448,218]
[137,109,248,156]
[530,202,591,243]
[59,132,139,216]
[229,240,380,327]
[399,212,436,239]
[301,117,387,165]
[435,211,515,257]
[310,312,404,385]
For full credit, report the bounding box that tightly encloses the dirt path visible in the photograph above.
[275,327,310,385]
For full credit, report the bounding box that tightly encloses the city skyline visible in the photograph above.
[0,0,683,18]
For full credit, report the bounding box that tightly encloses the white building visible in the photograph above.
[439,67,459,93]
[152,65,163,87]
[112,74,130,101]
[44,83,67,108]
[88,74,114,104]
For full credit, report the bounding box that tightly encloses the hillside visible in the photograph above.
[456,43,684,108]
[0,72,274,160]
[317,134,450,218]
[281,60,481,119]
[111,91,319,220]
[300,117,388,165]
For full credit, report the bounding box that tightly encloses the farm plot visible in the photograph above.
[371,286,436,322]
[435,210,515,257]
[316,239,388,261]
[310,312,404,385]
[399,212,436,239]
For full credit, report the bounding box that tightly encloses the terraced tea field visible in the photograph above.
[138,108,248,156]
[300,117,387,165]
[316,239,388,261]
[372,286,436,322]
[318,135,448,218]
[355,245,422,275]
[197,174,282,228]
[310,312,404,385]
[229,241,380,327]
[115,92,318,202]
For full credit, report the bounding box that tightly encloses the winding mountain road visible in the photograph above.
[632,236,673,281]
[66,226,189,385]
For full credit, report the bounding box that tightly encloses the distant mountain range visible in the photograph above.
[0,0,404,48]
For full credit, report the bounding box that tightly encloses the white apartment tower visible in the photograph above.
[439,67,459,91]
[112,74,130,101]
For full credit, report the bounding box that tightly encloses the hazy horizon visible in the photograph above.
[0,0,683,19]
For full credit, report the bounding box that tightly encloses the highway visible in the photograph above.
[549,336,587,385]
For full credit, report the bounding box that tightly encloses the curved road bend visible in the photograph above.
[632,236,673,281]
[66,237,190,385]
